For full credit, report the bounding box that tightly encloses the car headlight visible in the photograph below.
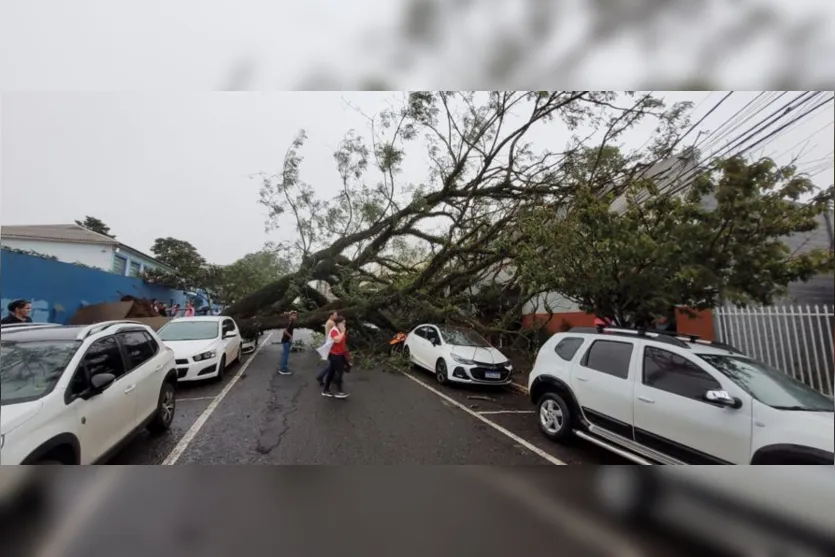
[451,354,476,365]
[193,351,217,362]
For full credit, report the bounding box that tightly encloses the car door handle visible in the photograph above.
[124,385,136,394]
[576,377,589,382]
[154,364,164,372]
[637,396,655,404]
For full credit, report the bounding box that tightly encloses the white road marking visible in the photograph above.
[176,396,216,402]
[34,467,128,557]
[162,331,274,465]
[401,372,565,465]
[476,410,535,415]
[466,467,645,557]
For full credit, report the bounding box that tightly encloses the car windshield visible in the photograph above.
[699,354,834,412]
[158,321,219,341]
[438,327,491,347]
[1,340,80,405]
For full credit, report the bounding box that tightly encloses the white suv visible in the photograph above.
[528,327,834,465]
[1,321,179,464]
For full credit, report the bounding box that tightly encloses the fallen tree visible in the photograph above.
[223,91,695,346]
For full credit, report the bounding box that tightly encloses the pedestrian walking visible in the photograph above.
[316,311,339,386]
[184,301,195,317]
[322,316,350,399]
[278,311,298,376]
[1,299,33,324]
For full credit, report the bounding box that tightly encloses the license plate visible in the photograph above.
[485,371,501,379]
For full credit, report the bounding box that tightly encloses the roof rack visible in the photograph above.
[77,320,144,340]
[649,329,744,353]
[0,322,63,330]
[569,326,691,349]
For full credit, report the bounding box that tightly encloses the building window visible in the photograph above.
[113,255,127,275]
[129,261,141,277]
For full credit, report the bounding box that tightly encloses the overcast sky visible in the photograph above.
[2,1,833,90]
[1,91,832,265]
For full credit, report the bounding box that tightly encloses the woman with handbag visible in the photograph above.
[322,316,350,399]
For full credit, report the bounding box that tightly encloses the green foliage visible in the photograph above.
[141,237,208,292]
[512,155,834,326]
[211,249,294,305]
[75,216,115,238]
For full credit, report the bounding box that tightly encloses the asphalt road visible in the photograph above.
[2,468,732,557]
[107,332,629,465]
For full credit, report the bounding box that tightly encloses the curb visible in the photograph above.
[508,381,529,396]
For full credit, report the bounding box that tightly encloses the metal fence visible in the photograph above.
[713,305,834,396]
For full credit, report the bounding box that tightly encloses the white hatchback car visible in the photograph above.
[1,321,178,465]
[404,324,513,385]
[157,316,242,382]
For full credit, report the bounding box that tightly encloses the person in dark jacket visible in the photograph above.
[1,299,33,324]
[278,311,298,375]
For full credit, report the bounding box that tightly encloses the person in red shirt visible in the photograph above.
[322,316,350,399]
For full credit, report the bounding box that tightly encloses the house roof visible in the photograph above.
[1,223,175,272]
[1,224,119,246]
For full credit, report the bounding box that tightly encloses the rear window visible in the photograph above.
[581,340,633,379]
[554,337,584,361]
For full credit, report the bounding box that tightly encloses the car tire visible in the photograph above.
[403,346,413,366]
[435,359,449,385]
[235,345,242,364]
[214,355,227,382]
[147,381,176,435]
[536,392,572,441]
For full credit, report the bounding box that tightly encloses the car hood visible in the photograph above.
[450,346,509,366]
[791,409,835,442]
[0,400,43,435]
[163,339,219,358]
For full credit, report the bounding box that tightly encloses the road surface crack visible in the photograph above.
[255,374,305,456]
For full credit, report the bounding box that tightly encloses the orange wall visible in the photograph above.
[522,308,716,341]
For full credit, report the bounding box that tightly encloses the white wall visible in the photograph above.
[1,238,115,270]
[522,291,580,315]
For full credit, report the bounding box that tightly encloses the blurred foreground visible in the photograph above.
[1,467,831,557]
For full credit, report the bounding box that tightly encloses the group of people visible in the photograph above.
[1,299,33,324]
[151,300,195,318]
[278,310,351,399]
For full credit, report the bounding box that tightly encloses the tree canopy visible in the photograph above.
[220,91,833,346]
[209,247,294,306]
[142,237,209,293]
[511,155,834,327]
[75,216,115,238]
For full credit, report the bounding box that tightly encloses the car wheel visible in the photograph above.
[537,392,572,441]
[147,381,176,435]
[214,355,227,382]
[403,346,412,365]
[435,359,449,385]
[236,345,242,364]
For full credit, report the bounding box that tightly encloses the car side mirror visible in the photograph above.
[431,338,439,346]
[705,389,741,409]
[86,373,116,397]
[224,330,237,338]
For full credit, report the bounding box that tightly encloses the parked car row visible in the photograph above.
[402,322,834,466]
[0,316,243,465]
